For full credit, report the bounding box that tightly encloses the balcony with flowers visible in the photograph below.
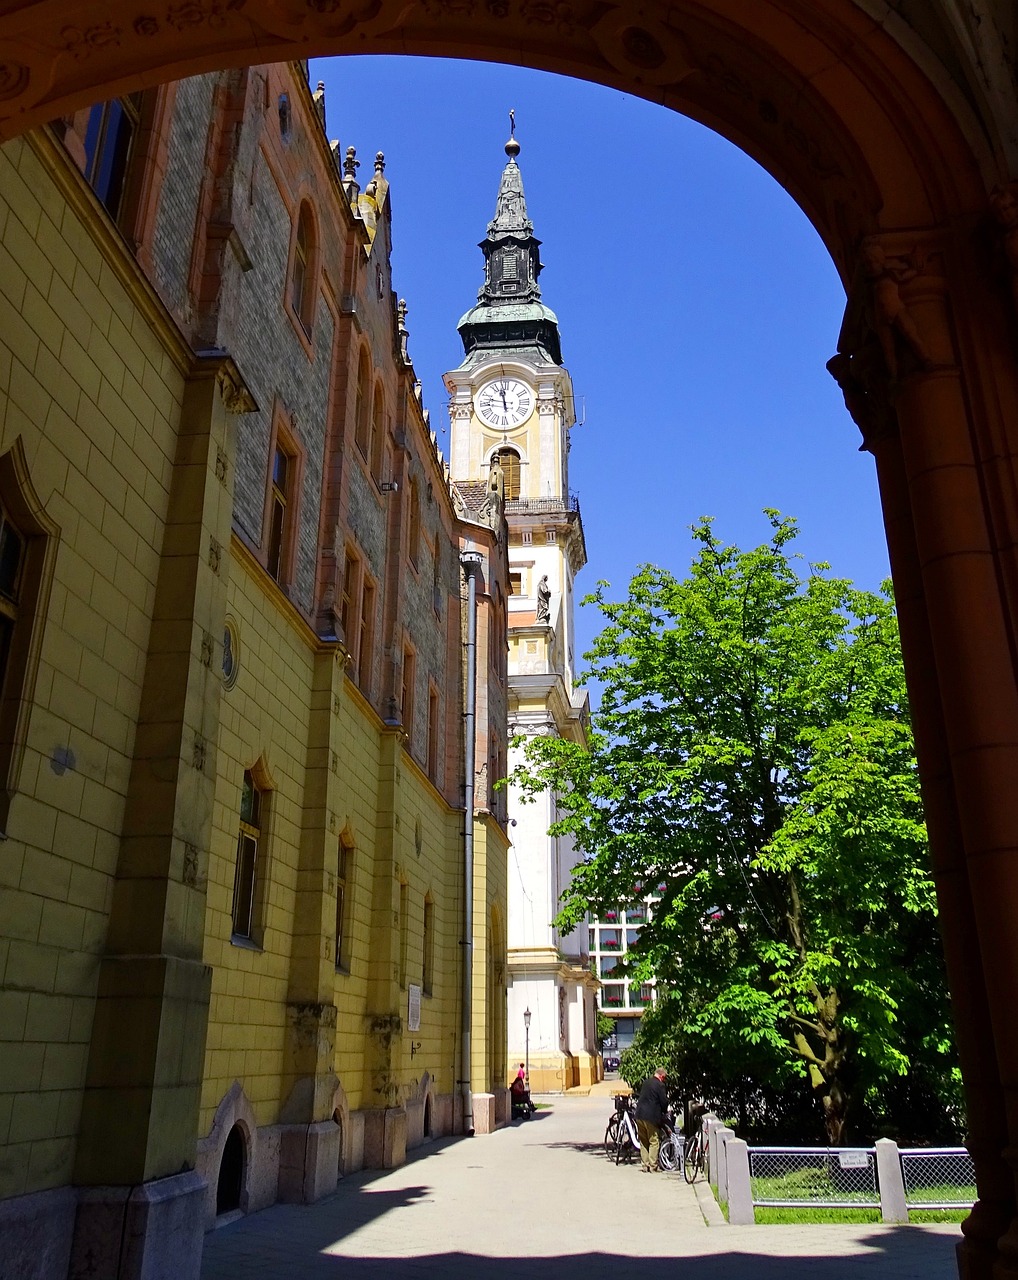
[600,983,625,1008]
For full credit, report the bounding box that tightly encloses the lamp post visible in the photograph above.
[523,1007,531,1089]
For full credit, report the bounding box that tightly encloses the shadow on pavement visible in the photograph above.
[203,1235,959,1280]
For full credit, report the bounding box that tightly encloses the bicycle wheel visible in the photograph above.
[658,1134,678,1171]
[616,1116,637,1165]
[603,1114,620,1158]
[682,1131,703,1183]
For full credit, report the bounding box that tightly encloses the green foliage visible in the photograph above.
[514,514,960,1143]
[596,1010,615,1045]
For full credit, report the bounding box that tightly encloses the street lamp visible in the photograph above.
[523,1007,531,1089]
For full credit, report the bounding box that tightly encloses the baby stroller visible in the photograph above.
[510,1075,535,1120]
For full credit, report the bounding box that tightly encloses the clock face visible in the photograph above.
[475,378,533,430]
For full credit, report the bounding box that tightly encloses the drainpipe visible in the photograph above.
[459,550,483,1136]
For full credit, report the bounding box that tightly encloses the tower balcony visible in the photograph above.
[505,493,580,516]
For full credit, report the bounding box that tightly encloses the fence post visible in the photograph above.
[716,1127,735,1203]
[875,1138,908,1223]
[726,1138,754,1224]
[707,1118,722,1187]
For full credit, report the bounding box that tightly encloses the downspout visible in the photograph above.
[460,550,482,1136]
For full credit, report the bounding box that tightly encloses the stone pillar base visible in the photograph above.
[472,1092,496,1134]
[278,1120,341,1203]
[0,1186,76,1280]
[361,1106,407,1169]
[70,1170,206,1280]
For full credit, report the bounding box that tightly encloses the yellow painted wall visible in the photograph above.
[0,132,188,1198]
[201,542,470,1134]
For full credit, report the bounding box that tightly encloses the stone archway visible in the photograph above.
[1,7,1017,1280]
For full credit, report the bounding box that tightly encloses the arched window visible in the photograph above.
[217,1124,246,1216]
[408,477,421,568]
[290,201,316,335]
[0,440,59,832]
[494,448,521,500]
[232,764,272,945]
[335,833,354,971]
[354,352,370,457]
[369,387,385,483]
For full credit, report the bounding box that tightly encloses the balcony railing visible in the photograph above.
[505,494,580,515]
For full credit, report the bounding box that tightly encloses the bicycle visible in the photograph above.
[682,1116,709,1183]
[605,1097,678,1170]
[604,1095,639,1164]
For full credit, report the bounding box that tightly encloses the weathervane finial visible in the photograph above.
[505,109,520,158]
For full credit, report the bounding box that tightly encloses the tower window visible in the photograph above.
[494,448,521,500]
[354,353,371,458]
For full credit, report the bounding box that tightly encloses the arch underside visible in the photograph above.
[0,1,1003,274]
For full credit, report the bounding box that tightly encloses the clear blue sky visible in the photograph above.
[311,55,891,661]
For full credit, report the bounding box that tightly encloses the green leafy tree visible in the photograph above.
[514,514,958,1143]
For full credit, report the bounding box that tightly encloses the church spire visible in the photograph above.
[456,119,563,367]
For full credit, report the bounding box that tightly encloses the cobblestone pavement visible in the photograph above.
[200,1095,962,1280]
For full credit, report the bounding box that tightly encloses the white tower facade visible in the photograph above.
[445,128,600,1093]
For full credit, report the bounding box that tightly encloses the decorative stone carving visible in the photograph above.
[826,344,898,454]
[589,5,692,86]
[215,447,228,485]
[0,62,30,102]
[858,238,934,380]
[208,535,222,574]
[61,21,122,59]
[215,363,255,413]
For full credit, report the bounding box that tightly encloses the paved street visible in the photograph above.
[201,1095,962,1280]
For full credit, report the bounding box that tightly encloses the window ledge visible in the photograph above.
[230,933,263,952]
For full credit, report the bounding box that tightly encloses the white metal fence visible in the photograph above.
[698,1114,975,1225]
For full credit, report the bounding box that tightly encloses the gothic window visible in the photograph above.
[408,477,421,569]
[266,436,296,584]
[427,683,440,783]
[232,769,268,943]
[401,645,416,743]
[0,441,59,833]
[0,508,25,706]
[82,94,143,224]
[494,448,520,500]
[398,878,409,989]
[340,546,360,646]
[369,388,385,484]
[357,576,375,696]
[423,895,435,995]
[335,836,353,970]
[290,202,317,336]
[353,351,371,457]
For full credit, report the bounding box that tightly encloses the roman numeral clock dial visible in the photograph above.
[475,378,533,429]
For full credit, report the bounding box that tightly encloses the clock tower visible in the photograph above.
[445,126,600,1093]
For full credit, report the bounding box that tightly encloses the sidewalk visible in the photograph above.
[200,1095,961,1280]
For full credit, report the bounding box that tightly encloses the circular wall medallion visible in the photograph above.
[222,617,240,690]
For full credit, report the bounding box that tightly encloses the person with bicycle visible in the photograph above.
[634,1067,668,1173]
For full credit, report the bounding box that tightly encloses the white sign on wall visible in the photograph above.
[408,984,421,1032]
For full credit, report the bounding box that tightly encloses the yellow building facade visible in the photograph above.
[0,64,509,1280]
